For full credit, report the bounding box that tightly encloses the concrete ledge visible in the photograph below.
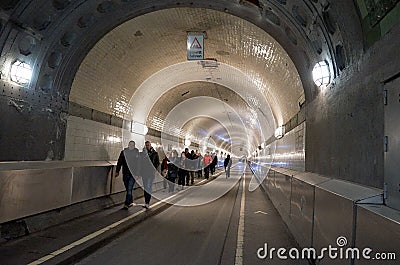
[0,160,117,171]
[249,165,399,265]
[355,205,400,265]
[0,162,119,224]
[289,173,330,248]
[313,179,383,265]
[0,188,141,241]
[0,161,166,225]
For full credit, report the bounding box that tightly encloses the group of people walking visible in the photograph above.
[115,140,159,209]
[161,148,219,192]
[115,140,232,210]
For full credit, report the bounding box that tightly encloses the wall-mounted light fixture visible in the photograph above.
[10,60,32,85]
[312,60,331,87]
[275,126,285,139]
[107,136,121,143]
[131,121,148,135]
[184,139,191,147]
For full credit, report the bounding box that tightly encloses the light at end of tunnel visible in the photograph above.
[312,60,331,87]
[275,126,285,139]
[10,60,32,85]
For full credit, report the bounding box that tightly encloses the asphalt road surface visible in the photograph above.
[76,164,309,265]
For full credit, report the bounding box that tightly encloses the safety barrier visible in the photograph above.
[249,163,399,265]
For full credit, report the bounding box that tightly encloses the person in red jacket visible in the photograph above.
[203,151,212,179]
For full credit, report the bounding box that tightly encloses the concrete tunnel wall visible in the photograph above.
[0,0,400,253]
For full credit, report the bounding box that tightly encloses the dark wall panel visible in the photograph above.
[0,81,67,161]
[305,24,400,188]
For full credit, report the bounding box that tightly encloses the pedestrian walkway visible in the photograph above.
[0,168,224,265]
[0,164,307,265]
[160,163,244,207]
[240,168,309,265]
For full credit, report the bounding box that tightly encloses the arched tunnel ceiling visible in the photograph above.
[156,95,259,155]
[181,117,231,152]
[127,61,275,137]
[147,81,262,144]
[70,7,304,134]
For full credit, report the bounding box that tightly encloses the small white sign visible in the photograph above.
[187,34,204,60]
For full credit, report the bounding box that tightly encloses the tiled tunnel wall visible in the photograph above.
[64,116,135,161]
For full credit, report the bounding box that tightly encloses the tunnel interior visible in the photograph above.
[1,0,400,256]
[67,7,304,161]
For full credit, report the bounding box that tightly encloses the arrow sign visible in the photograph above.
[254,211,269,215]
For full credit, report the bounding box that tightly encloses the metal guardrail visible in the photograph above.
[249,164,399,260]
[0,161,122,224]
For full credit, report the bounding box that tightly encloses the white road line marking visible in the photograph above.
[235,173,246,265]
[197,178,208,184]
[254,211,269,215]
[27,191,183,265]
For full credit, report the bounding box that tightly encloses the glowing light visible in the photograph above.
[275,126,285,139]
[10,60,32,85]
[312,61,331,87]
[132,121,148,135]
[107,136,121,143]
[184,139,191,147]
